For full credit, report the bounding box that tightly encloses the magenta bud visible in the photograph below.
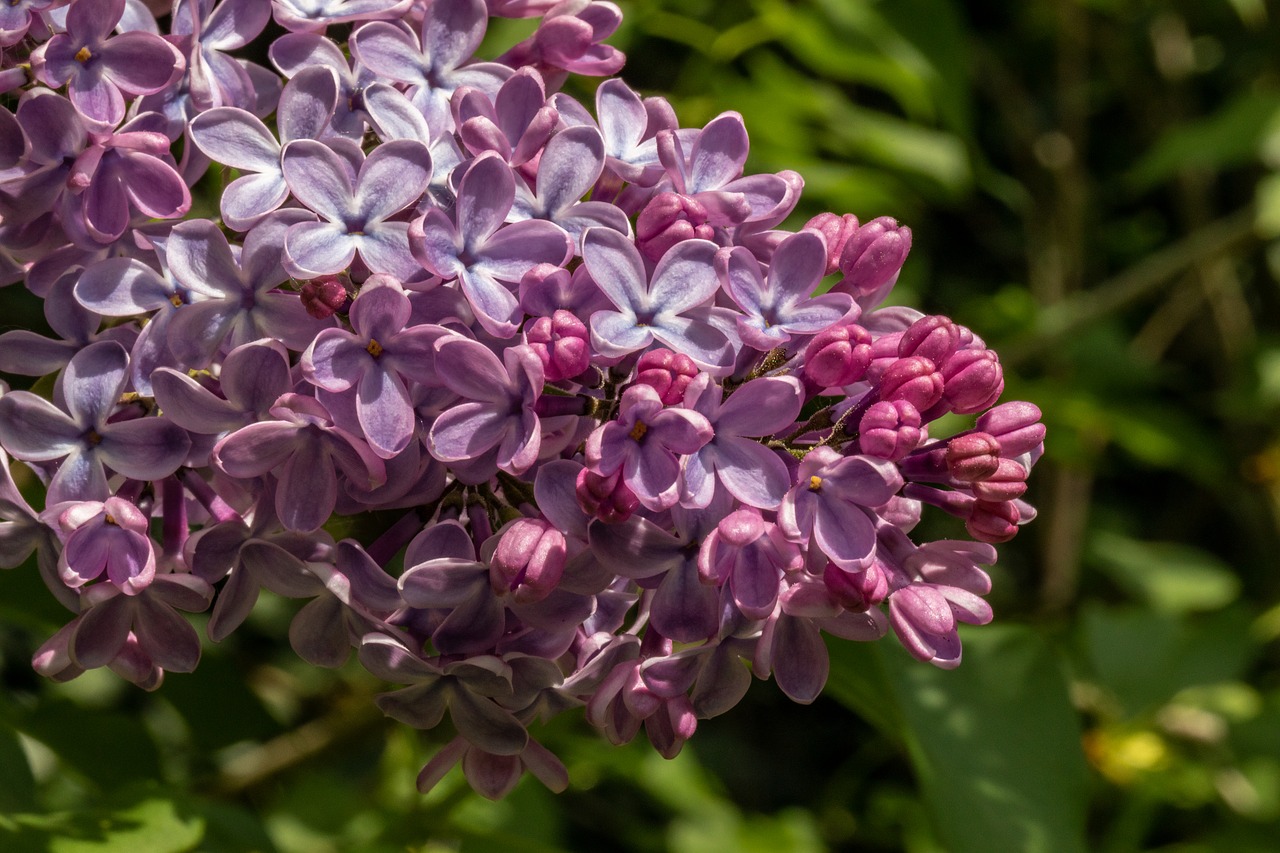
[941,348,1004,415]
[300,276,349,319]
[823,561,888,610]
[636,191,715,263]
[575,468,640,523]
[526,309,590,381]
[976,402,1045,458]
[634,348,699,405]
[858,400,922,461]
[803,212,859,275]
[970,458,1028,502]
[966,499,1020,544]
[899,315,960,364]
[490,518,567,603]
[878,356,944,411]
[945,432,1001,482]
[803,323,872,388]
[836,216,912,302]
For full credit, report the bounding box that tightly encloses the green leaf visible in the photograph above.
[827,627,1090,853]
[0,795,204,853]
[0,720,36,812]
[1088,531,1242,614]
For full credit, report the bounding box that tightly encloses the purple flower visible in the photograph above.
[269,32,378,138]
[427,334,544,475]
[36,0,184,126]
[0,341,190,505]
[582,228,734,373]
[584,383,712,511]
[270,0,413,33]
[281,138,433,281]
[171,0,273,111]
[50,496,156,595]
[211,393,387,532]
[164,215,332,368]
[778,447,904,571]
[303,277,448,458]
[697,507,801,620]
[510,124,631,247]
[410,152,572,337]
[680,374,803,510]
[717,230,854,351]
[350,0,511,134]
[453,67,557,168]
[189,66,338,230]
[68,573,212,673]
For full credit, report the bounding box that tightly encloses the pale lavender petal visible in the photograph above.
[688,112,749,193]
[284,221,356,277]
[62,340,128,427]
[355,224,420,280]
[49,449,109,504]
[477,219,571,280]
[715,376,803,437]
[98,418,190,479]
[458,268,521,337]
[434,337,508,403]
[202,0,272,50]
[458,153,514,247]
[715,438,792,510]
[99,32,182,95]
[582,227,645,310]
[429,404,509,461]
[119,152,191,219]
[189,107,281,171]
[167,219,243,298]
[362,82,431,144]
[772,616,828,703]
[220,171,290,231]
[356,139,432,222]
[165,299,237,368]
[74,258,170,315]
[357,367,415,458]
[648,238,720,313]
[281,139,355,222]
[650,314,732,371]
[0,333,79,377]
[213,421,301,477]
[423,0,489,71]
[589,309,650,357]
[277,65,339,143]
[349,21,429,86]
[276,439,337,532]
[537,125,604,214]
[813,500,876,569]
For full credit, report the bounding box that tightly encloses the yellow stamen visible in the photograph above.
[366,339,384,358]
[169,293,183,307]
[104,513,116,525]
[75,46,92,63]
[629,421,648,442]
[808,475,822,492]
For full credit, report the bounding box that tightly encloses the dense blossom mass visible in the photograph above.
[0,0,1044,799]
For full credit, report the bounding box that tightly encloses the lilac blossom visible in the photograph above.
[212,393,387,532]
[582,227,734,372]
[281,138,432,281]
[0,341,190,505]
[349,0,511,134]
[189,66,338,230]
[427,334,545,476]
[302,277,448,458]
[0,0,1044,803]
[679,374,803,510]
[36,0,184,127]
[409,151,572,337]
[717,230,855,351]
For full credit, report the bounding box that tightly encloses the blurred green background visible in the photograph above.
[6,0,1280,850]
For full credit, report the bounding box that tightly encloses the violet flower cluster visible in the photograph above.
[0,0,1044,799]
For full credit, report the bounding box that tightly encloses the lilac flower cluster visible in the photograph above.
[0,0,1044,799]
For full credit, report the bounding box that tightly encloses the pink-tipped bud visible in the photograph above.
[878,355,944,411]
[634,348,698,405]
[967,499,1020,543]
[823,561,888,610]
[976,402,1045,458]
[899,315,960,364]
[803,323,872,388]
[941,348,1004,415]
[526,309,590,381]
[836,216,912,304]
[945,432,1001,482]
[300,276,349,319]
[575,468,640,523]
[970,458,1028,502]
[803,212,859,275]
[490,517,568,604]
[858,400,922,461]
[636,192,715,262]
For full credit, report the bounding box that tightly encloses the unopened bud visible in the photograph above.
[636,192,715,262]
[835,217,912,306]
[967,499,1020,543]
[634,349,698,405]
[300,276,349,319]
[526,309,590,381]
[803,212,859,275]
[858,400,922,461]
[803,323,872,388]
[575,468,640,523]
[940,348,1004,415]
[878,355,944,411]
[976,402,1045,458]
[945,432,1001,482]
[490,518,567,603]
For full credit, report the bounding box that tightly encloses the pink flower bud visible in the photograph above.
[941,348,1004,415]
[634,348,698,405]
[490,518,568,603]
[803,212,859,275]
[899,315,960,364]
[803,323,872,388]
[878,355,944,411]
[858,400,922,461]
[966,499,1020,543]
[823,560,888,610]
[969,458,1028,502]
[835,216,912,305]
[976,402,1045,458]
[945,432,1001,482]
[300,276,349,319]
[635,192,715,263]
[575,467,640,523]
[526,309,590,381]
